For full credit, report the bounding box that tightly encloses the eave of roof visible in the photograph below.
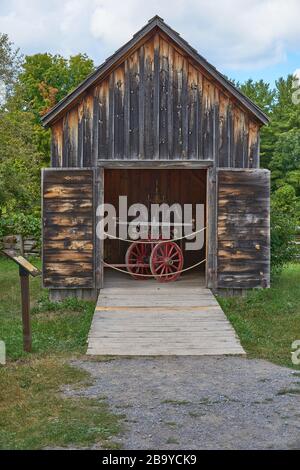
[41,15,269,127]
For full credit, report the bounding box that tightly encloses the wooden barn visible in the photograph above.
[41,16,270,304]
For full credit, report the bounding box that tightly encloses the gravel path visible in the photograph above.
[65,357,300,450]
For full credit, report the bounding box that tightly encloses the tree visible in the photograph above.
[238,79,275,115]
[8,52,95,162]
[0,108,42,216]
[238,79,276,168]
[0,33,22,102]
[270,185,299,273]
[269,129,300,198]
[16,52,94,118]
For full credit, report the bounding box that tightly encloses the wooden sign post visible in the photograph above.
[2,250,41,352]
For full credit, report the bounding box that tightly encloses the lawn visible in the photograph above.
[219,264,300,369]
[0,256,121,450]
[0,257,95,360]
[1,256,300,449]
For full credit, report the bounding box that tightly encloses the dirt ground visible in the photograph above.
[64,356,300,450]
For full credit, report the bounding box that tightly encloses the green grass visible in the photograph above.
[0,357,121,450]
[0,256,121,449]
[0,257,95,360]
[1,257,300,447]
[218,264,300,369]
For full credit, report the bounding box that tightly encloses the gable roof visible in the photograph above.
[41,15,269,127]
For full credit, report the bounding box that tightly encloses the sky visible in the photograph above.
[1,0,300,87]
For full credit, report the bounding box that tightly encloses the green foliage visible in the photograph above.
[17,52,94,119]
[0,32,22,100]
[9,52,94,159]
[0,40,95,233]
[270,129,300,194]
[0,212,41,238]
[234,75,300,269]
[0,108,42,216]
[238,78,276,115]
[270,185,299,273]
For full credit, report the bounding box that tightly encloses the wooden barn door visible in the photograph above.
[217,169,270,289]
[42,168,102,290]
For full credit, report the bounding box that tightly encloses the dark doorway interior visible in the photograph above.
[103,169,207,280]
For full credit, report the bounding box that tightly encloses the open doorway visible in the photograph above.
[103,168,207,287]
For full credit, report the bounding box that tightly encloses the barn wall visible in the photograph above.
[42,169,97,293]
[216,169,270,290]
[50,32,260,167]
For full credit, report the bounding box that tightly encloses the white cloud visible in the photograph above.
[294,69,300,80]
[0,0,300,72]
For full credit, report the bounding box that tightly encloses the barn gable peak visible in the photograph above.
[41,16,269,127]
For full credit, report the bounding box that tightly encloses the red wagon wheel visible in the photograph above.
[150,241,183,282]
[125,241,152,280]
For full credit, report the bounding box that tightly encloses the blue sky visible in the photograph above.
[1,0,300,87]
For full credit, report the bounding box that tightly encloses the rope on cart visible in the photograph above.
[101,258,206,278]
[101,226,206,244]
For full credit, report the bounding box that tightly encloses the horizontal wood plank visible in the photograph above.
[87,271,245,356]
[217,169,270,289]
[43,169,95,289]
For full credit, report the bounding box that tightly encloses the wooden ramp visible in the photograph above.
[87,271,245,356]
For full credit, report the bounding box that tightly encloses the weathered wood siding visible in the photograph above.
[42,169,96,288]
[217,169,270,289]
[51,32,260,167]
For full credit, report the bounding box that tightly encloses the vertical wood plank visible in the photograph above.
[182,57,188,159]
[98,81,109,160]
[124,59,130,159]
[187,64,198,160]
[242,114,249,168]
[92,86,99,166]
[83,95,93,167]
[159,38,169,158]
[167,43,174,159]
[173,51,184,159]
[62,114,69,166]
[213,87,219,166]
[114,66,125,159]
[109,73,115,159]
[51,121,63,167]
[129,51,139,158]
[95,167,104,288]
[153,33,160,159]
[227,104,234,167]
[197,71,203,160]
[218,93,229,167]
[139,46,145,159]
[68,107,78,167]
[248,121,259,168]
[206,166,217,288]
[144,39,154,159]
[78,100,84,166]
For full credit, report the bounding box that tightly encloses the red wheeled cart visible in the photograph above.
[125,239,184,282]
[106,221,193,283]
